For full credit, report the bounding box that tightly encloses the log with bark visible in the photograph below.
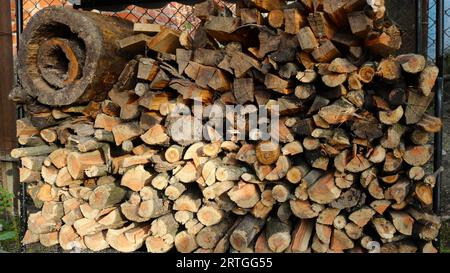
[15,1,442,253]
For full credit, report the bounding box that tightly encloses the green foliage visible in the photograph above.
[0,186,14,214]
[0,231,16,241]
[0,186,19,251]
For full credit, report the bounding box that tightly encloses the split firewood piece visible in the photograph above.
[89,183,126,210]
[296,69,317,84]
[151,172,170,190]
[16,118,39,138]
[59,224,85,251]
[372,217,396,240]
[271,183,291,203]
[417,114,442,133]
[290,199,319,219]
[120,193,148,223]
[108,88,140,120]
[42,165,58,185]
[380,124,406,149]
[230,215,265,252]
[175,231,198,253]
[201,158,220,186]
[402,145,432,167]
[255,140,281,165]
[407,207,441,241]
[330,188,364,209]
[173,190,202,213]
[328,58,357,74]
[368,145,386,163]
[330,229,354,251]
[216,165,243,181]
[197,204,224,227]
[415,183,433,206]
[133,23,161,34]
[233,78,254,104]
[175,161,199,183]
[297,27,318,53]
[203,15,241,42]
[389,211,414,235]
[346,10,372,38]
[288,219,313,253]
[67,150,104,180]
[284,8,306,34]
[118,34,152,54]
[27,211,61,235]
[311,40,340,63]
[146,28,181,54]
[11,145,57,159]
[240,8,263,25]
[317,208,340,225]
[377,57,401,81]
[333,215,347,230]
[164,145,183,163]
[370,200,391,215]
[264,73,293,94]
[318,98,356,125]
[255,232,273,253]
[185,218,204,236]
[396,54,426,74]
[73,218,102,237]
[368,178,385,200]
[265,218,291,253]
[84,231,109,252]
[307,173,341,204]
[345,154,371,173]
[140,124,170,146]
[265,156,291,181]
[294,84,316,100]
[228,182,260,209]
[419,65,439,96]
[349,207,376,228]
[106,223,151,253]
[40,128,57,143]
[366,24,402,57]
[19,167,41,183]
[410,129,430,145]
[315,223,332,244]
[405,88,433,124]
[94,113,121,132]
[334,172,354,189]
[146,213,179,253]
[20,156,47,171]
[344,222,363,240]
[111,122,142,146]
[286,162,310,184]
[39,231,60,247]
[268,9,284,28]
[121,165,153,191]
[379,106,403,125]
[196,217,234,249]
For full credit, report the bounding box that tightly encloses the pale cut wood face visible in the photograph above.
[16,0,441,254]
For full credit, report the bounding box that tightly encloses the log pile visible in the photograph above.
[11,1,442,253]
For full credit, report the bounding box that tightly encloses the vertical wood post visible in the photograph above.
[0,0,19,210]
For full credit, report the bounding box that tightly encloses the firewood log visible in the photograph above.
[196,217,234,249]
[106,223,151,252]
[230,215,265,251]
[18,7,132,105]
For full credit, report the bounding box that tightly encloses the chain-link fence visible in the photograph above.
[426,0,450,73]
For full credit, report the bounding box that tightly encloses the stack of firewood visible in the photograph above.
[10,0,442,253]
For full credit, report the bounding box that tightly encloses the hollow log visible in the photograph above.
[17,7,133,105]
